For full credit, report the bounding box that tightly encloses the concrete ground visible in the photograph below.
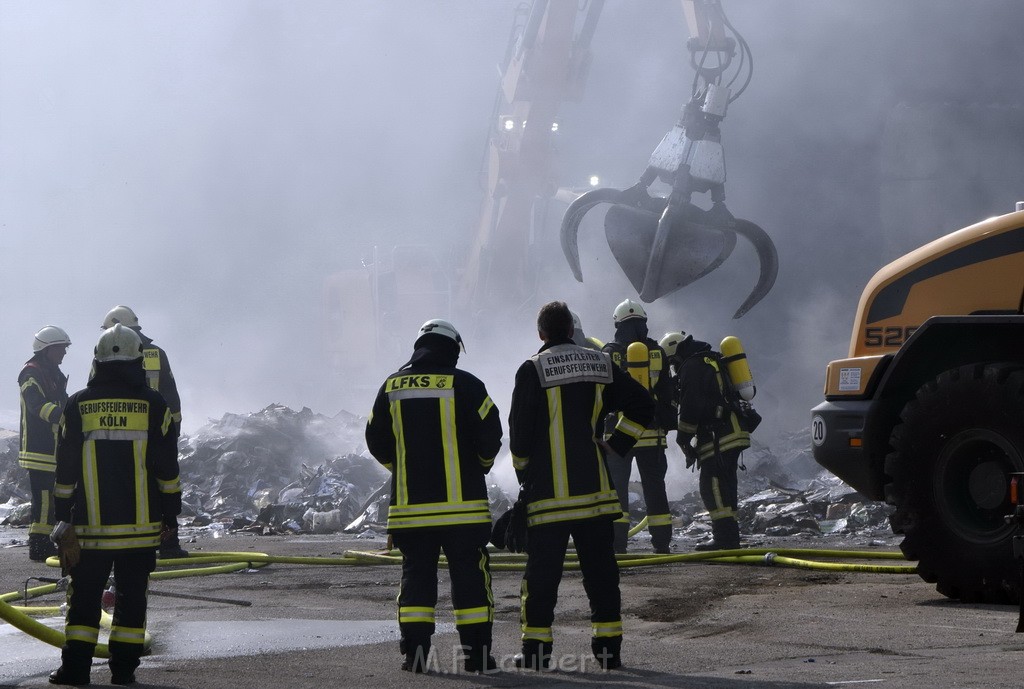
[1,526,1022,689]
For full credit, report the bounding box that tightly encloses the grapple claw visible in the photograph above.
[560,187,632,281]
[728,218,778,319]
[604,203,734,301]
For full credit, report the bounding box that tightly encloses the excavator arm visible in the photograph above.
[560,0,778,318]
[458,0,604,314]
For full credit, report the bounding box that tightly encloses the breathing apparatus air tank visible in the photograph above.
[626,341,651,390]
[720,336,755,401]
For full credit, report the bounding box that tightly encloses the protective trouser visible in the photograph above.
[391,525,494,669]
[521,518,622,666]
[607,446,672,552]
[28,469,55,536]
[63,549,156,679]
[699,448,741,548]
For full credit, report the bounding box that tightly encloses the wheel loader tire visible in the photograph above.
[884,362,1024,604]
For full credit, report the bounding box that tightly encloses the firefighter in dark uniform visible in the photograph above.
[570,311,604,351]
[509,301,653,671]
[101,305,187,559]
[661,331,750,551]
[365,319,503,674]
[48,324,182,686]
[18,326,72,562]
[602,299,677,553]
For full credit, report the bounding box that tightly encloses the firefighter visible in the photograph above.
[509,301,653,671]
[100,305,187,559]
[365,319,503,674]
[18,325,71,562]
[661,330,750,551]
[48,324,182,686]
[570,311,604,351]
[602,299,677,553]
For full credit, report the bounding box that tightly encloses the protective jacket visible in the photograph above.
[673,339,751,462]
[53,360,182,551]
[509,339,654,527]
[139,333,182,427]
[365,339,503,531]
[603,329,675,448]
[18,354,69,472]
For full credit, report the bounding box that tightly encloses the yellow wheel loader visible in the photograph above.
[812,202,1024,604]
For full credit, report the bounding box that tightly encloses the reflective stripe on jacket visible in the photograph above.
[18,356,69,472]
[365,366,503,531]
[139,334,182,425]
[603,340,675,449]
[675,352,750,462]
[509,340,654,527]
[54,361,182,551]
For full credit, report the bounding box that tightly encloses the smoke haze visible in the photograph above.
[2,1,1023,462]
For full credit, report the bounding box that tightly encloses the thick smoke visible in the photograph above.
[2,0,1022,479]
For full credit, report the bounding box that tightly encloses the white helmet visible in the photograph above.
[95,324,143,362]
[613,299,647,323]
[416,318,465,351]
[102,305,140,330]
[659,331,692,358]
[32,326,72,352]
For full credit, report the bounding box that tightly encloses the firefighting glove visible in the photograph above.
[51,521,81,571]
[677,436,698,468]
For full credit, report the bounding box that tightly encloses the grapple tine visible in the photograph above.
[605,203,735,301]
[729,218,779,318]
[560,187,629,281]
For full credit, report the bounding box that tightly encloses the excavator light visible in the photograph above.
[589,175,600,187]
[551,121,560,132]
[502,118,515,131]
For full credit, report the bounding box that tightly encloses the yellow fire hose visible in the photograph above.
[1,543,915,657]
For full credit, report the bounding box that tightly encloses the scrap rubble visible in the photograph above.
[2,406,892,545]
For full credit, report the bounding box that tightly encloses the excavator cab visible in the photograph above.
[560,0,778,318]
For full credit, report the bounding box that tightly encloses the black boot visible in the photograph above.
[399,637,431,673]
[591,635,622,670]
[48,666,91,686]
[109,654,140,685]
[49,650,92,687]
[695,517,740,551]
[650,523,673,554]
[158,534,189,559]
[460,625,498,673]
[463,649,498,674]
[514,640,552,671]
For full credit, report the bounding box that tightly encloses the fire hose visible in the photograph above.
[0,546,915,655]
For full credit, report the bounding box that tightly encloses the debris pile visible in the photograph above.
[626,429,894,544]
[2,410,892,543]
[0,430,30,524]
[176,404,388,534]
